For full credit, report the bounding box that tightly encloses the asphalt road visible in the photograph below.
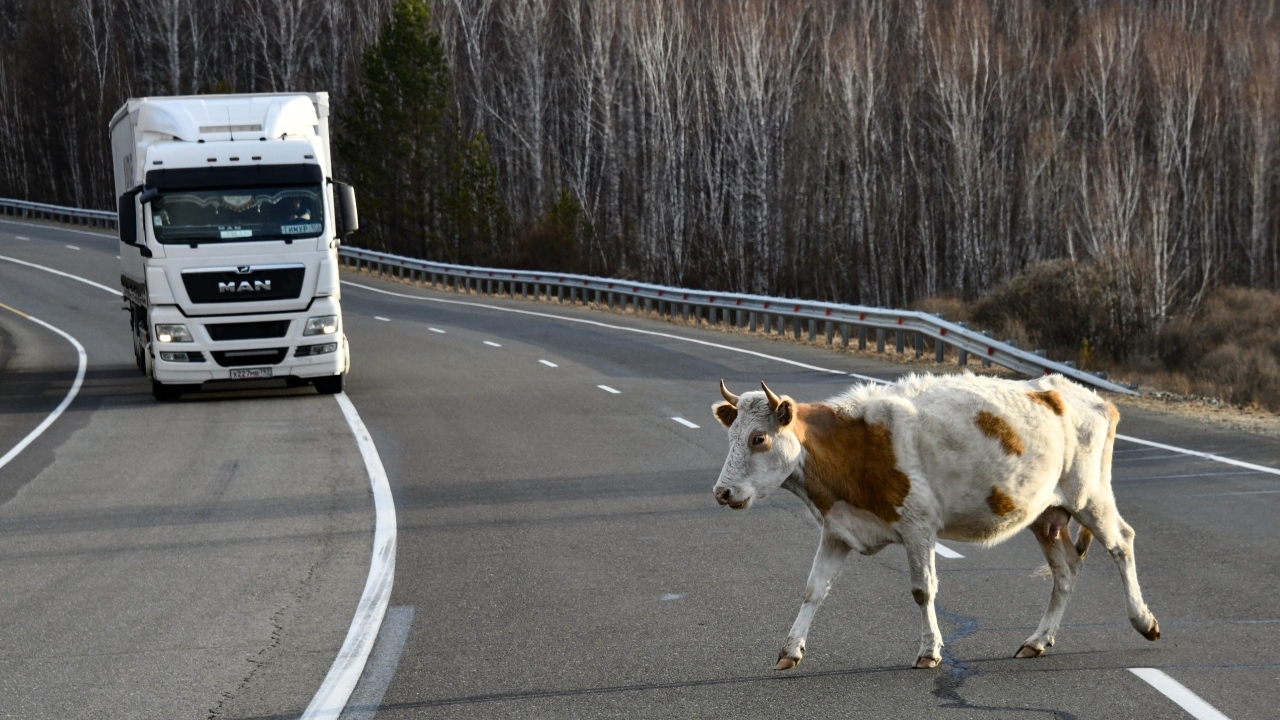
[1,217,1278,719]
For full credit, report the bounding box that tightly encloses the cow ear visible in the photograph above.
[775,398,795,427]
[713,401,738,428]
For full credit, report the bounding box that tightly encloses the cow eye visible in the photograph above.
[751,434,765,445]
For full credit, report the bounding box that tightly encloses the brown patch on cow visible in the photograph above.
[1027,390,1066,416]
[987,487,1018,516]
[911,588,928,606]
[975,410,1025,456]
[713,401,738,428]
[791,403,911,523]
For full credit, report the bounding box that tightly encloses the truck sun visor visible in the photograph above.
[145,163,323,191]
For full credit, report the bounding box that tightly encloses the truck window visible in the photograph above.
[149,186,325,244]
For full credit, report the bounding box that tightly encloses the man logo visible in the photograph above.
[218,280,272,293]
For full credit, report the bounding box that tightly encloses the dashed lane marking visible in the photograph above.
[672,417,699,429]
[539,359,558,367]
[15,235,29,241]
[374,316,390,322]
[65,244,80,251]
[428,327,445,334]
[597,385,621,394]
[483,341,502,347]
[934,543,964,559]
[1128,668,1231,720]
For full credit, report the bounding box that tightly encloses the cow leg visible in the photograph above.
[1074,498,1160,641]
[1017,510,1085,658]
[776,533,850,670]
[904,534,942,668]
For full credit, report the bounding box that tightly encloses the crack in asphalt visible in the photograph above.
[932,608,1079,720]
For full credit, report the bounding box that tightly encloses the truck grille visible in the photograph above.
[182,265,305,303]
[211,348,288,367]
[206,320,290,341]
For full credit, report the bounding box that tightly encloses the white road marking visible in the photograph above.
[598,384,621,394]
[1116,436,1280,477]
[428,327,445,334]
[340,605,415,720]
[1187,489,1280,497]
[483,340,501,347]
[0,254,118,295]
[1128,668,1231,720]
[374,316,390,322]
[15,235,30,241]
[934,543,964,559]
[0,305,87,473]
[303,394,398,720]
[672,417,699,429]
[65,244,80,251]
[539,359,558,367]
[661,594,684,601]
[341,280,1275,480]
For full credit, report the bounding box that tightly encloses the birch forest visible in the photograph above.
[3,0,1279,356]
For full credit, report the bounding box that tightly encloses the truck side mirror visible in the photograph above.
[118,193,138,246]
[335,182,359,238]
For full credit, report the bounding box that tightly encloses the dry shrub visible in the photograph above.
[1157,287,1280,410]
[909,295,970,323]
[969,260,1098,359]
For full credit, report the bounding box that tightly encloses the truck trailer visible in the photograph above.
[110,93,357,400]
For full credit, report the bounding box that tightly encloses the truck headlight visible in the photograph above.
[304,315,338,336]
[155,324,193,343]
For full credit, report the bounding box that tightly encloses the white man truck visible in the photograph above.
[110,93,357,400]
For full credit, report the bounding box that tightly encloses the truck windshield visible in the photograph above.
[149,186,325,244]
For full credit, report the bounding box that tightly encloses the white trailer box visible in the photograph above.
[110,93,357,400]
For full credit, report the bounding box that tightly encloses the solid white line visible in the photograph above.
[65,245,80,251]
[934,543,964,559]
[302,393,398,720]
[15,235,30,241]
[0,312,87,473]
[340,605,415,720]
[374,316,390,322]
[1117,435,1280,477]
[483,340,502,347]
[341,279,1277,479]
[1129,668,1231,720]
[428,327,445,334]
[598,384,621,394]
[539,359,558,367]
[0,254,118,295]
[672,417,699,429]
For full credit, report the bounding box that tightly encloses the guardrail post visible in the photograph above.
[915,332,924,358]
[858,326,867,349]
[792,317,801,340]
[876,328,885,353]
[807,318,816,342]
[825,321,834,345]
[840,323,849,348]
[895,329,904,354]
[936,337,945,363]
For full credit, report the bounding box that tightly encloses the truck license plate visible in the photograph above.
[230,367,273,380]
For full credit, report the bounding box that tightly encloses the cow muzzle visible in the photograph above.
[714,485,750,510]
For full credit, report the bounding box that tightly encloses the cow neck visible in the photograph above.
[791,402,911,523]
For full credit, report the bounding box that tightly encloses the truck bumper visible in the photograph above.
[149,300,349,385]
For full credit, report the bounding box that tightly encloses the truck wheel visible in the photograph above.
[151,380,183,401]
[314,374,344,395]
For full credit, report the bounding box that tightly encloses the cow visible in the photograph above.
[711,372,1159,670]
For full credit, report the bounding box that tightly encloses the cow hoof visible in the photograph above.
[775,656,800,671]
[1141,620,1160,641]
[1014,644,1045,659]
[913,655,940,669]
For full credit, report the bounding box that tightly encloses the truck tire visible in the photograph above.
[314,374,344,395]
[151,379,183,401]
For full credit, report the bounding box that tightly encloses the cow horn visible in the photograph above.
[719,379,740,406]
[761,381,782,410]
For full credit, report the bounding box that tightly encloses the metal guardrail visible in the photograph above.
[0,196,1131,394]
[337,246,1135,395]
[0,197,118,229]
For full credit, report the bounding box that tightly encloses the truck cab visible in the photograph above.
[110,93,356,400]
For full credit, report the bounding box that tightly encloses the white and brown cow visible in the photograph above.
[711,372,1158,670]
